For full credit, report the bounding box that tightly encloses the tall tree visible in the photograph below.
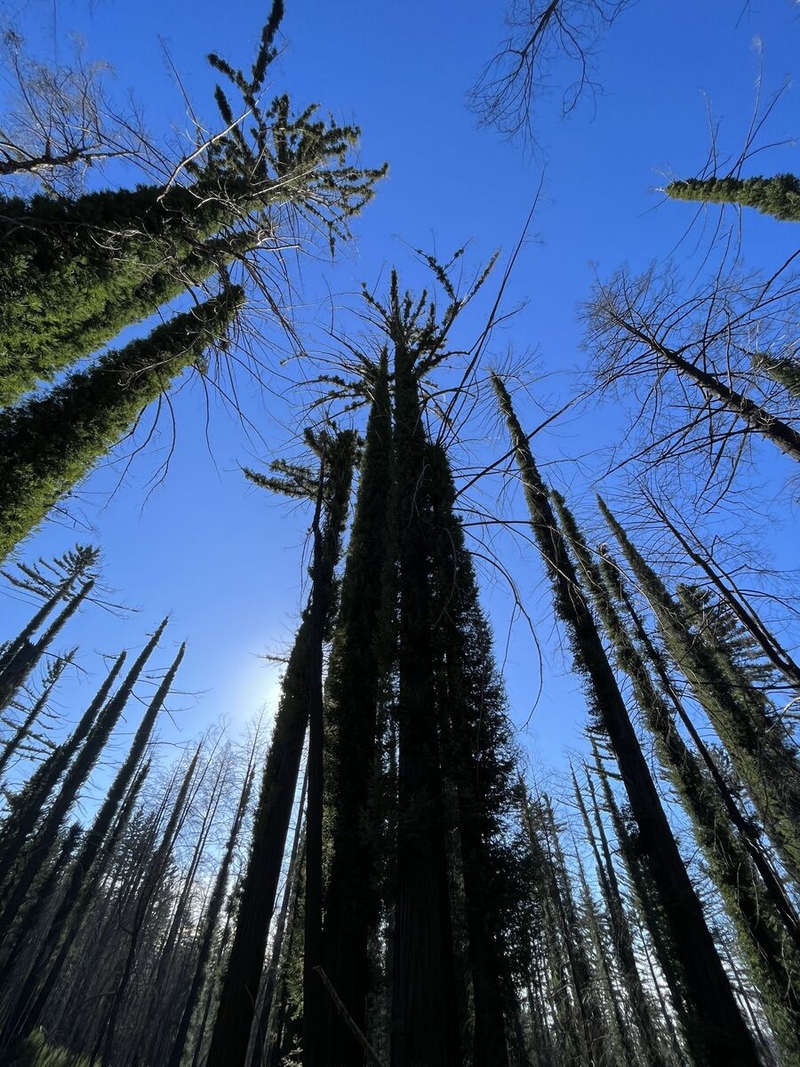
[1,633,182,1045]
[0,623,166,950]
[0,286,243,561]
[0,1,385,408]
[321,354,394,1066]
[206,428,357,1067]
[554,492,800,1063]
[599,498,800,885]
[665,174,800,221]
[492,371,759,1065]
[426,440,522,1067]
[0,550,98,711]
[379,273,463,1067]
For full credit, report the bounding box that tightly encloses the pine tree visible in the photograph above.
[753,352,800,398]
[1,634,183,1043]
[0,623,166,950]
[0,652,124,865]
[0,286,243,561]
[321,354,394,1065]
[553,492,800,1063]
[599,498,800,885]
[598,542,800,948]
[0,186,244,408]
[206,429,357,1067]
[0,653,73,780]
[381,276,462,1067]
[0,562,96,711]
[492,372,759,1065]
[0,2,385,409]
[425,441,523,1067]
[665,174,800,221]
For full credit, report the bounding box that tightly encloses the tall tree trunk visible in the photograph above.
[0,651,126,884]
[0,638,181,1044]
[0,625,165,943]
[389,331,460,1067]
[207,432,355,1067]
[599,497,800,885]
[493,372,759,1066]
[321,354,393,1066]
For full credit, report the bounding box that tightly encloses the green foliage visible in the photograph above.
[0,184,236,406]
[601,498,800,886]
[7,1030,91,1067]
[556,495,800,1063]
[665,174,800,221]
[752,351,800,398]
[0,0,384,407]
[0,286,243,561]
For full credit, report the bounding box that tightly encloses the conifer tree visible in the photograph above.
[492,371,759,1065]
[597,543,800,947]
[0,1,385,408]
[0,623,166,948]
[0,652,125,882]
[320,354,394,1065]
[0,286,243,561]
[599,498,800,885]
[0,572,95,711]
[753,351,800,398]
[206,429,357,1067]
[665,174,800,221]
[380,275,463,1067]
[554,492,800,1062]
[0,652,73,779]
[426,440,523,1067]
[1,633,182,1044]
[0,546,99,669]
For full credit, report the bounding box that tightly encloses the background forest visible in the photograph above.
[1,0,799,1065]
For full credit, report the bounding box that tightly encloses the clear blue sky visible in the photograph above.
[1,0,798,779]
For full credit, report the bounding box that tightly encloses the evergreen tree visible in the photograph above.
[0,623,166,950]
[665,174,800,221]
[599,498,800,885]
[0,564,96,711]
[0,652,73,780]
[597,543,800,947]
[0,651,126,885]
[753,351,800,399]
[380,275,462,1067]
[0,286,243,561]
[0,2,385,408]
[1,634,183,1044]
[554,492,800,1063]
[426,441,522,1067]
[321,354,394,1065]
[206,429,357,1067]
[492,371,759,1065]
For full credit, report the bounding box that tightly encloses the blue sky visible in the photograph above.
[1,0,799,779]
